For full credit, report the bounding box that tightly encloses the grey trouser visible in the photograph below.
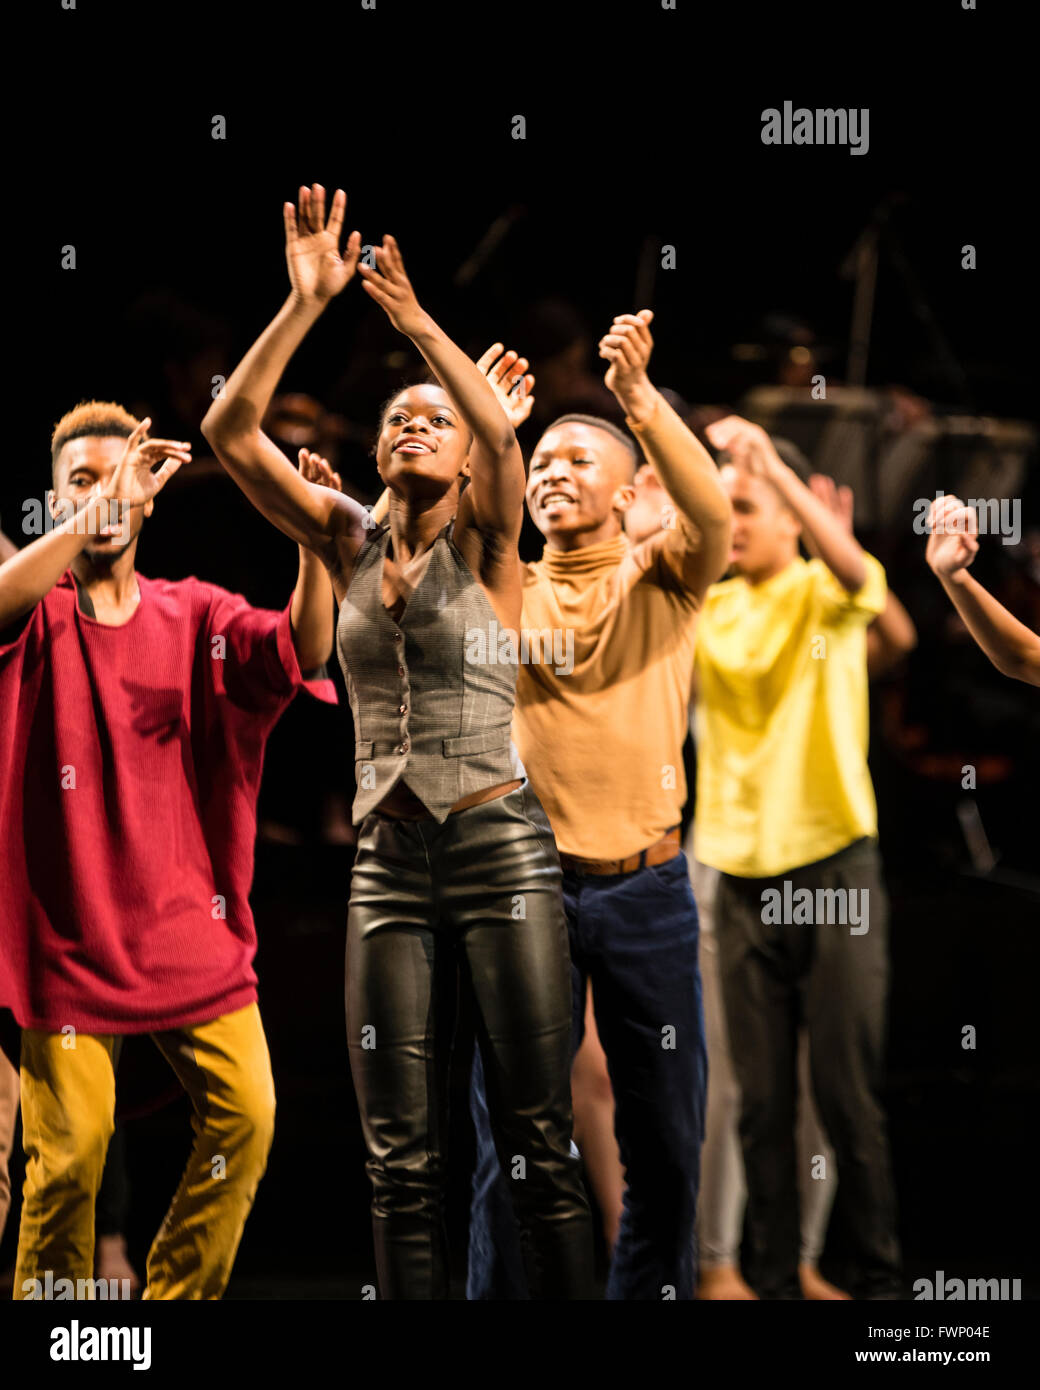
[714,838,902,1299]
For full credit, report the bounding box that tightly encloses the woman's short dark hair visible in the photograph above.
[371,379,474,464]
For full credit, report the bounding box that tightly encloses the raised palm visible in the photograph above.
[103,419,191,508]
[298,447,342,492]
[285,185,361,303]
[475,344,535,428]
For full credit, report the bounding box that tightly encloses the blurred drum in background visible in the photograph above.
[740,383,1035,534]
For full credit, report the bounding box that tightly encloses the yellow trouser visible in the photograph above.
[0,1048,19,1241]
[13,1002,275,1301]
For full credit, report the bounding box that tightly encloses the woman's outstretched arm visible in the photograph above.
[202,185,372,562]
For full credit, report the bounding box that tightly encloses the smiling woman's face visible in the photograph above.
[376,384,470,497]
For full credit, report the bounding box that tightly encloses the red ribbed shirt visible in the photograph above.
[0,571,336,1033]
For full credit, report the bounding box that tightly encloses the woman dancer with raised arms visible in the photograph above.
[202,184,593,1300]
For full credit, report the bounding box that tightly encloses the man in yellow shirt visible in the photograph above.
[693,414,902,1300]
[468,313,732,1300]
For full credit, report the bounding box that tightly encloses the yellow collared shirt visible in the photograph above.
[693,554,886,878]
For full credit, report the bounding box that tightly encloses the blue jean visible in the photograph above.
[468,852,707,1300]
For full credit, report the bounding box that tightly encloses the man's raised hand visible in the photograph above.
[809,474,855,533]
[104,420,190,507]
[599,310,654,399]
[705,415,777,478]
[475,344,535,428]
[285,185,362,305]
[803,474,854,558]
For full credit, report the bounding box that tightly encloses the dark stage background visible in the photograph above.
[1,0,1036,1298]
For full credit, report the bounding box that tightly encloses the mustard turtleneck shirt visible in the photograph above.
[515,511,704,860]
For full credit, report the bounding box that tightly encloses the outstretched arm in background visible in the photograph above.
[807,474,917,677]
[926,494,1040,686]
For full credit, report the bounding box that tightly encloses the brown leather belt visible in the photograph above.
[558,827,681,877]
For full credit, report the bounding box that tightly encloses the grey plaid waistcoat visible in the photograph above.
[336,519,525,824]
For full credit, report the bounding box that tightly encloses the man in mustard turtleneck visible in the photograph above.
[468,312,732,1300]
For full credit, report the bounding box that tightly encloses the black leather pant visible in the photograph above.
[345,781,595,1299]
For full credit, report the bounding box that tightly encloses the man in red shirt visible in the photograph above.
[0,402,336,1299]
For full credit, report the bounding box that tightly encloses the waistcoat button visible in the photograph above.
[398,741,409,754]
[392,632,402,643]
[397,666,406,677]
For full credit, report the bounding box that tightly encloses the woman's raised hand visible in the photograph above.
[285,185,361,304]
[356,235,429,338]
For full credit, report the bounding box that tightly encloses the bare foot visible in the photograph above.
[94,1234,141,1297]
[799,1262,851,1300]
[697,1264,759,1300]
